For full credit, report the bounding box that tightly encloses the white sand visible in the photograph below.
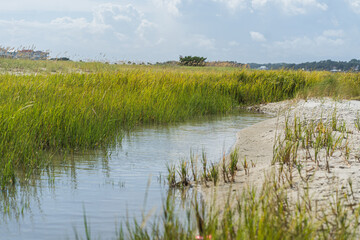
[201,98,360,208]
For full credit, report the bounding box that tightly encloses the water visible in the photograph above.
[0,112,270,239]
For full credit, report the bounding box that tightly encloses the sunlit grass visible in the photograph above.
[1,59,360,187]
[79,170,360,239]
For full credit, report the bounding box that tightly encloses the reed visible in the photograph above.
[222,153,230,183]
[229,149,239,182]
[201,149,209,182]
[354,112,360,131]
[273,111,351,186]
[242,156,250,176]
[190,150,198,183]
[86,170,360,240]
[209,163,219,186]
[2,61,360,187]
[166,163,176,188]
[177,159,190,187]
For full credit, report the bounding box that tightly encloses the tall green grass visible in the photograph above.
[1,60,360,187]
[78,172,360,239]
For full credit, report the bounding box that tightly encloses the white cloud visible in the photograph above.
[315,36,344,46]
[273,36,312,49]
[323,29,344,38]
[252,0,269,9]
[50,17,109,34]
[153,0,182,16]
[228,41,240,46]
[0,0,97,12]
[250,31,266,42]
[115,32,128,41]
[89,3,161,46]
[271,30,344,51]
[184,34,216,50]
[347,0,360,13]
[135,19,162,46]
[93,3,143,25]
[212,0,247,10]
[0,19,45,29]
[0,0,355,62]
[136,20,156,39]
[250,0,327,14]
[315,29,344,46]
[0,3,161,51]
[276,0,327,14]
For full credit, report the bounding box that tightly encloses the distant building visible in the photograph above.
[0,48,49,60]
[330,67,342,73]
[258,66,268,70]
[0,48,16,58]
[16,49,49,60]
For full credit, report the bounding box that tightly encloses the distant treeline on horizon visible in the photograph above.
[158,59,360,72]
[248,59,360,71]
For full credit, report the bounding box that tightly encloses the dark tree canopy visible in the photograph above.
[179,56,207,66]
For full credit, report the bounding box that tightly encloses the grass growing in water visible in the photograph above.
[2,61,360,187]
[78,170,360,239]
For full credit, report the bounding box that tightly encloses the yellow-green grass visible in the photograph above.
[1,59,360,187]
[84,172,360,240]
[0,69,237,187]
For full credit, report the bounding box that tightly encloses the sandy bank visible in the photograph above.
[201,98,360,209]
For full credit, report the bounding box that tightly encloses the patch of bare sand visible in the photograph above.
[200,98,360,209]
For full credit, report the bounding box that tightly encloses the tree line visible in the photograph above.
[248,59,360,71]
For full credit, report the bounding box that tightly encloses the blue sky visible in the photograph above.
[1,0,360,63]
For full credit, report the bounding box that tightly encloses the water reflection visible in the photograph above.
[0,111,271,239]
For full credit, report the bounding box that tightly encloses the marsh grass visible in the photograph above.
[190,150,198,183]
[75,108,360,239]
[241,156,250,176]
[273,110,351,187]
[168,150,230,188]
[0,69,240,187]
[229,149,239,182]
[78,169,360,239]
[2,61,360,187]
[354,112,360,132]
[177,159,190,187]
[208,163,219,186]
[166,163,176,188]
[222,153,230,183]
[201,150,209,183]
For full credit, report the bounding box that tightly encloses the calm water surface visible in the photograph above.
[0,112,271,239]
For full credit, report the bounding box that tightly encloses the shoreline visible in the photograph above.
[200,98,360,208]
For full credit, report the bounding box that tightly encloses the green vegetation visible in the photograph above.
[1,59,360,189]
[179,56,207,66]
[272,112,350,188]
[80,165,360,239]
[0,69,236,187]
[146,113,360,240]
[249,58,360,71]
[3,59,360,238]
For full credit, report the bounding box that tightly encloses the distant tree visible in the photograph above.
[179,55,207,66]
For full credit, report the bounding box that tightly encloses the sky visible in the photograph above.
[1,0,360,63]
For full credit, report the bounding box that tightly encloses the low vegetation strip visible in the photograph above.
[1,61,360,187]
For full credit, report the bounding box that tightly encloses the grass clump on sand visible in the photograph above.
[78,170,360,240]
